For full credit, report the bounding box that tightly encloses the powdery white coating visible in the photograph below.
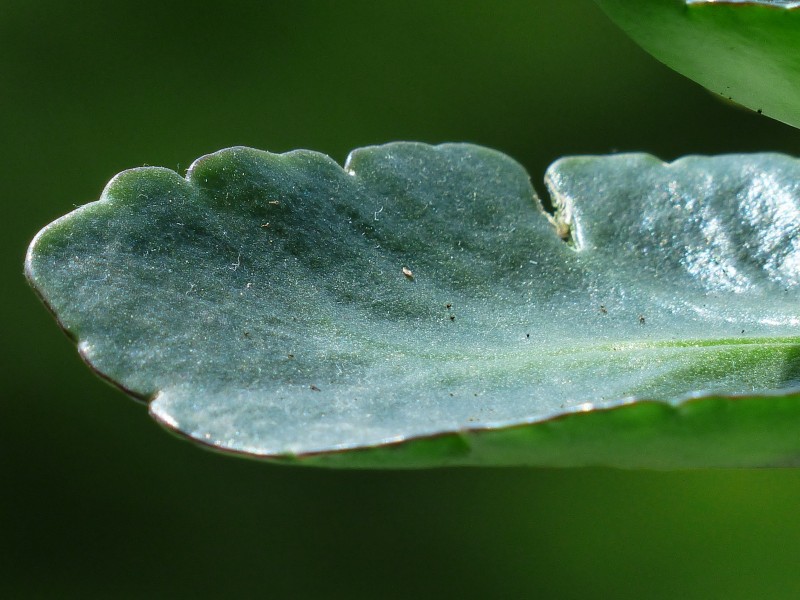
[25,144,800,457]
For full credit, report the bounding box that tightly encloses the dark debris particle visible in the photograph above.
[638,314,646,325]
[449,315,455,321]
[287,353,295,359]
[310,384,321,392]
[599,305,608,314]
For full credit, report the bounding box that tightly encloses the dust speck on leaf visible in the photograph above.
[402,266,414,280]
[556,221,571,241]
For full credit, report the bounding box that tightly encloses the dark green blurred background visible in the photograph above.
[3,1,800,598]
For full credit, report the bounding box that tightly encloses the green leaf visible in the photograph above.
[26,143,800,468]
[595,0,800,129]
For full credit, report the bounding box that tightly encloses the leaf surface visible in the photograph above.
[26,143,800,468]
[596,0,800,129]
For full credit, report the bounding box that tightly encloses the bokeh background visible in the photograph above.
[3,1,800,598]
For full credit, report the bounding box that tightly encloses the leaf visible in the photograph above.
[595,0,800,129]
[25,143,800,468]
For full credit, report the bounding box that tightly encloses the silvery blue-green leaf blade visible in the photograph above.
[595,0,800,129]
[25,143,800,468]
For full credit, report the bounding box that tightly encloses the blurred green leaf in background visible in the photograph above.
[598,0,800,129]
[5,1,800,598]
